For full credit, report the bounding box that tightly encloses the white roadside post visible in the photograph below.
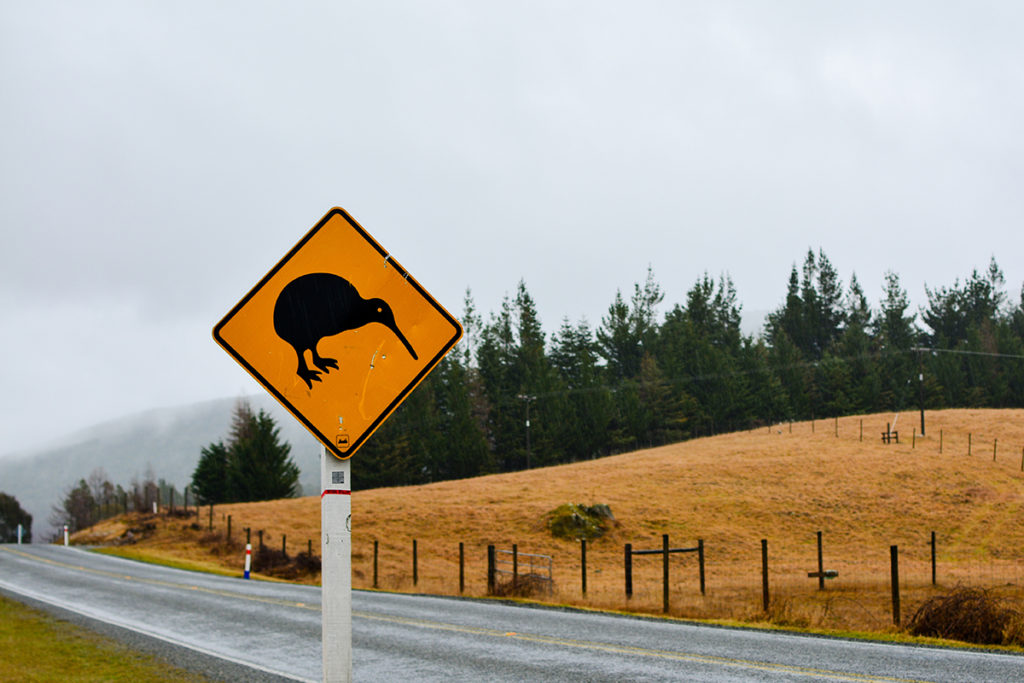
[17,524,23,544]
[321,445,352,682]
[244,543,252,579]
[63,525,68,547]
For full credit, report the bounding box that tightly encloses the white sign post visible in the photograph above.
[212,209,461,682]
[17,524,22,545]
[321,445,352,682]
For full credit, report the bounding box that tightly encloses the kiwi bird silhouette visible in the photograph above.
[273,272,418,389]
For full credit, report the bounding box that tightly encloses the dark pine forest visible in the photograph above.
[354,250,1024,489]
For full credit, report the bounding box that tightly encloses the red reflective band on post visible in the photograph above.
[321,489,352,498]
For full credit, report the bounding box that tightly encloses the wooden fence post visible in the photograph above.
[512,543,518,592]
[939,429,943,454]
[698,538,706,595]
[459,542,465,594]
[487,545,496,594]
[413,539,418,587]
[761,539,769,613]
[373,540,379,589]
[993,439,997,461]
[891,545,901,627]
[227,515,231,541]
[282,534,287,558]
[662,534,670,614]
[816,531,825,591]
[968,433,972,456]
[930,531,936,586]
[581,539,587,596]
[859,419,863,442]
[624,544,633,599]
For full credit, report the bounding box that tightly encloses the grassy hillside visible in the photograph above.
[77,408,1024,638]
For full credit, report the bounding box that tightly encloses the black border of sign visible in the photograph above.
[212,207,463,460]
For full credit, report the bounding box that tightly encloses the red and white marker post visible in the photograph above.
[244,543,252,580]
[63,525,68,547]
[321,445,352,682]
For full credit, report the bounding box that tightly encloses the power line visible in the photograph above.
[911,346,1024,361]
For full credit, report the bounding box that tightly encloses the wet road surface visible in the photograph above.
[1,544,1021,681]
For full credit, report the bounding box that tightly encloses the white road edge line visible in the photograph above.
[0,577,316,683]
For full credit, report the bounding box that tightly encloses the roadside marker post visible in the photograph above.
[63,525,68,547]
[17,524,23,545]
[244,543,252,580]
[321,448,352,680]
[212,208,462,683]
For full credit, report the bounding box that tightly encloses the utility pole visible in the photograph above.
[912,347,926,436]
[517,394,535,469]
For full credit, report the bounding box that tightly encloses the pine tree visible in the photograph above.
[192,401,300,503]
[0,492,32,543]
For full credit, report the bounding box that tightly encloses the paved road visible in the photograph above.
[1,544,1021,681]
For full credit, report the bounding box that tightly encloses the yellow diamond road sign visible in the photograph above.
[213,207,463,460]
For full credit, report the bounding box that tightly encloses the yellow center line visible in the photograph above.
[3,547,934,682]
[353,611,933,683]
[0,546,313,611]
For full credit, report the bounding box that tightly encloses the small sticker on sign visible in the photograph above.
[332,471,345,484]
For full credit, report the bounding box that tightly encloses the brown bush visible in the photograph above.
[908,587,1022,645]
[491,573,552,598]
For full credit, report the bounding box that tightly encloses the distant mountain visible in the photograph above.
[0,395,322,540]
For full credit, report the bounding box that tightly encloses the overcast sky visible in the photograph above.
[2,2,1022,455]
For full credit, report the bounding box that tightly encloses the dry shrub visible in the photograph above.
[491,573,552,598]
[908,587,1021,645]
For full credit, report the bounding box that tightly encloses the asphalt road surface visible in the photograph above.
[1,544,1020,682]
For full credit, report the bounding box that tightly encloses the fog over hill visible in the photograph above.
[0,395,322,539]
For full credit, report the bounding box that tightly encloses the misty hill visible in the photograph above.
[0,395,322,538]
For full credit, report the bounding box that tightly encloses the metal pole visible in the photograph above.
[321,445,352,682]
[459,542,465,594]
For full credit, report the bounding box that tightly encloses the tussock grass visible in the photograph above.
[75,408,1024,643]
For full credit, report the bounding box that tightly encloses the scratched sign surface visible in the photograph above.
[213,208,462,460]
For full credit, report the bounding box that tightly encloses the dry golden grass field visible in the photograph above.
[77,408,1024,639]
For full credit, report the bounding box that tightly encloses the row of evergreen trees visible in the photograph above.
[354,251,1024,489]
